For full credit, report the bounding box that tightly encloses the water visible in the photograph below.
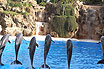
[0,39,104,69]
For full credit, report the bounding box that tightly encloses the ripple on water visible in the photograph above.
[0,40,103,69]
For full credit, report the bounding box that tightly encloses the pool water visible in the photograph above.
[0,40,104,69]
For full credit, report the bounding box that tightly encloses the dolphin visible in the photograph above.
[97,36,104,64]
[0,34,11,66]
[11,33,24,65]
[40,34,54,69]
[28,37,38,69]
[66,39,73,69]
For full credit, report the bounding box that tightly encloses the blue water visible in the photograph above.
[0,40,104,69]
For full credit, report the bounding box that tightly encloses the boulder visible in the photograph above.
[23,29,32,36]
[50,31,59,37]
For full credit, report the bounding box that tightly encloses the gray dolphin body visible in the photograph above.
[11,33,24,65]
[97,36,104,64]
[0,34,10,66]
[28,37,38,69]
[40,34,54,69]
[66,39,73,69]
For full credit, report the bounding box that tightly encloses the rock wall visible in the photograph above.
[0,0,51,36]
[74,1,104,40]
[0,13,35,36]
[35,22,50,35]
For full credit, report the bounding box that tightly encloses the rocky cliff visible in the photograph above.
[0,0,51,36]
[74,1,104,40]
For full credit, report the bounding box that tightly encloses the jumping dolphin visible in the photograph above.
[66,39,73,69]
[28,37,38,69]
[97,36,104,64]
[0,34,11,66]
[11,33,24,65]
[40,34,54,69]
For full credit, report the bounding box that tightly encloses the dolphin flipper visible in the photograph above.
[40,64,50,69]
[97,59,104,64]
[11,60,22,65]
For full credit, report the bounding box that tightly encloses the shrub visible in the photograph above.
[45,3,58,15]
[65,4,74,16]
[9,2,22,7]
[0,11,18,16]
[39,2,46,6]
[51,15,78,37]
[51,16,67,37]
[23,2,27,6]
[28,3,32,7]
[65,16,78,32]
[23,2,32,7]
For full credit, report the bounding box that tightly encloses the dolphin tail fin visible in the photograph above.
[11,60,22,65]
[97,59,104,64]
[39,64,50,69]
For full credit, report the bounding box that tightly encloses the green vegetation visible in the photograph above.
[0,11,18,16]
[65,4,74,16]
[45,3,58,15]
[51,15,78,37]
[39,2,46,6]
[0,11,31,16]
[65,16,78,32]
[9,1,22,7]
[8,0,33,8]
[23,2,33,7]
[50,3,78,37]
[35,0,78,37]
[5,0,33,15]
[36,0,104,5]
[51,16,67,37]
[36,0,76,4]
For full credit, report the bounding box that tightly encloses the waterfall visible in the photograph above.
[47,0,50,2]
[36,22,44,35]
